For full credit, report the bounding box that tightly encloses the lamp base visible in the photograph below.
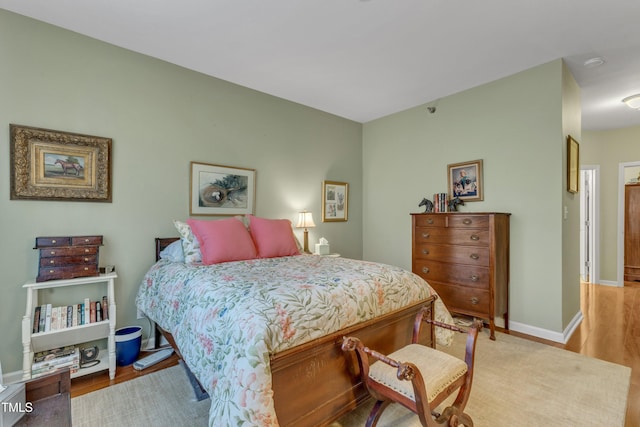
[303,230,311,254]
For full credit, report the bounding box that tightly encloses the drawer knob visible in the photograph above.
[84,239,90,242]
[49,260,55,264]
[463,219,472,225]
[470,275,479,282]
[422,249,430,255]
[84,267,89,271]
[84,257,89,261]
[421,232,430,239]
[470,253,479,260]
[470,297,479,305]
[427,218,434,224]
[85,249,90,253]
[51,239,57,244]
[49,269,55,273]
[422,267,430,274]
[49,251,56,255]
[470,234,480,241]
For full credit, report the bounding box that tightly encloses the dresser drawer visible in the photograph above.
[34,237,71,247]
[71,235,103,246]
[413,243,489,266]
[415,227,489,246]
[415,260,489,289]
[39,246,99,258]
[447,215,489,229]
[37,265,99,282]
[39,254,98,267]
[429,282,490,315]
[413,215,446,228]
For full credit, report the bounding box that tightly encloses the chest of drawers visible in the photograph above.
[35,236,103,282]
[411,213,510,340]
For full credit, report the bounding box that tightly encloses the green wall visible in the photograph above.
[362,60,582,340]
[0,10,363,374]
[582,125,640,282]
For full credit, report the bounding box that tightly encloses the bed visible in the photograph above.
[136,225,453,427]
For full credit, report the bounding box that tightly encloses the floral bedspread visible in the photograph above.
[136,255,453,427]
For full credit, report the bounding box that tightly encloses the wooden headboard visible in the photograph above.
[155,237,180,261]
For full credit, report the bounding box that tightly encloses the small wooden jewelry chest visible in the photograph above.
[34,236,103,282]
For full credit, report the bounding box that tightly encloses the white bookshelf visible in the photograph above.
[21,273,117,380]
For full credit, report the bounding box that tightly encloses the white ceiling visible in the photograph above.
[2,0,640,130]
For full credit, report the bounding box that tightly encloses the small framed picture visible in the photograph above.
[322,180,348,222]
[567,135,579,193]
[448,159,483,201]
[190,162,256,215]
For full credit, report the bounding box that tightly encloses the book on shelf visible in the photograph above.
[66,305,73,328]
[72,304,78,327]
[44,304,52,332]
[32,306,41,333]
[38,304,46,332]
[102,295,109,320]
[90,301,97,323]
[96,301,102,322]
[84,298,90,324]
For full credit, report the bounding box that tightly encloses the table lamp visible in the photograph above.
[296,211,316,254]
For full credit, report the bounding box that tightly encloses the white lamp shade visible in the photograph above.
[622,94,640,109]
[296,211,316,228]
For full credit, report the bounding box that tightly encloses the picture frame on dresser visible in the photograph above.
[189,161,256,216]
[448,159,483,201]
[10,124,112,202]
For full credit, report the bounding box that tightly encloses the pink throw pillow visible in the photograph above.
[186,218,257,264]
[248,215,301,258]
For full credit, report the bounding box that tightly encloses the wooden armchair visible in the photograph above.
[342,307,482,427]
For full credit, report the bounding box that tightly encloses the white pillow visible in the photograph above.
[173,220,202,264]
[159,240,185,263]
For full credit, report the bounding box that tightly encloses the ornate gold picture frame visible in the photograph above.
[10,124,112,202]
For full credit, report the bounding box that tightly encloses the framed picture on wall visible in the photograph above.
[567,135,579,193]
[190,161,256,215]
[10,124,112,202]
[322,180,348,222]
[448,159,483,201]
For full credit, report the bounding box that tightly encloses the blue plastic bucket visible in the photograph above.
[115,326,142,366]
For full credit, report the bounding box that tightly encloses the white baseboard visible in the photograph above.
[599,279,623,287]
[3,370,25,386]
[509,310,583,345]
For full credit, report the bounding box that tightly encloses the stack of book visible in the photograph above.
[31,345,79,378]
[32,296,109,333]
[433,193,449,212]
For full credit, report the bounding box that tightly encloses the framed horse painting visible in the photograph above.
[10,124,112,202]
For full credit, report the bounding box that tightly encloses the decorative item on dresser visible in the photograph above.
[34,236,103,282]
[411,212,510,340]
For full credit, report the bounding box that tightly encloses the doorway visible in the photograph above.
[580,166,599,284]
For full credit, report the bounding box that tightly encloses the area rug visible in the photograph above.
[71,331,631,427]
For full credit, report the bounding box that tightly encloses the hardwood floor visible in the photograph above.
[71,349,180,398]
[71,282,640,426]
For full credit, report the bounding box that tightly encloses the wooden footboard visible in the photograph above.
[154,296,435,426]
